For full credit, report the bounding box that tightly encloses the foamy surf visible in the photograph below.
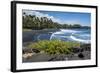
[70,35,90,43]
[50,29,90,44]
[60,29,80,33]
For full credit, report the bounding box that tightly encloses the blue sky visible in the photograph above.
[23,10,91,26]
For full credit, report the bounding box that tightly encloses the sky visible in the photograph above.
[23,10,91,26]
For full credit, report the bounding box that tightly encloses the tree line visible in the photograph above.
[23,12,90,30]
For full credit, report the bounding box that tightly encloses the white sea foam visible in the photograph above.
[79,34,90,37]
[53,31,64,34]
[50,29,90,44]
[70,35,90,43]
[50,31,63,40]
[60,29,79,33]
[50,33,54,40]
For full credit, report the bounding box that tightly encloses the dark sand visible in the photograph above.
[23,50,91,63]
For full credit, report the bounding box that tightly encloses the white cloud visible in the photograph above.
[23,10,81,25]
[23,10,64,23]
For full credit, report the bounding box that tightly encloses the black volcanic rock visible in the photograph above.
[23,48,40,54]
[32,49,40,53]
[80,44,91,51]
[23,49,33,54]
[72,47,82,53]
[78,53,84,59]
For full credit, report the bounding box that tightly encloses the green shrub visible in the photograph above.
[28,40,80,55]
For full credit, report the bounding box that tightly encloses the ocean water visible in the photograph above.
[23,28,91,47]
[50,29,91,44]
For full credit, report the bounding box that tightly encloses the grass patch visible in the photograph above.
[28,40,80,55]
[23,29,32,31]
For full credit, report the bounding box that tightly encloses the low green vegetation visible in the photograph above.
[28,40,80,55]
[23,29,32,31]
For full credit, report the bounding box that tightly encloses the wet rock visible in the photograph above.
[81,44,91,51]
[78,53,84,59]
[80,49,84,52]
[23,48,40,54]
[32,49,40,53]
[23,49,33,54]
[72,47,82,53]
